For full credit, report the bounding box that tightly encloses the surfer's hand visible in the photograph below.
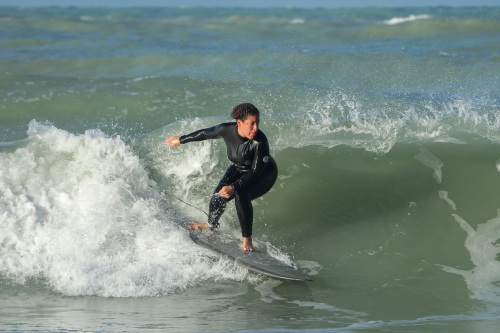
[165,136,181,147]
[219,185,234,199]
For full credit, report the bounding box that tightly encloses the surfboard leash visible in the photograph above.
[176,197,209,217]
[150,185,209,217]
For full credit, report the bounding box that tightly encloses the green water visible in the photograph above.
[1,5,500,332]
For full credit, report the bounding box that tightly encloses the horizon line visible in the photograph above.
[1,4,497,8]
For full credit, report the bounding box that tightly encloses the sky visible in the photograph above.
[0,0,498,7]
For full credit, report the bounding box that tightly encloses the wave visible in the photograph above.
[141,120,500,309]
[0,120,249,297]
[2,116,500,306]
[383,14,431,25]
[269,90,500,154]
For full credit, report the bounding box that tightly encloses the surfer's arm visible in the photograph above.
[178,124,227,144]
[165,123,226,146]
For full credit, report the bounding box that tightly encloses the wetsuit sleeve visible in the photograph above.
[232,140,270,191]
[179,124,225,144]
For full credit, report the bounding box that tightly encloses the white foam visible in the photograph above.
[383,14,431,25]
[265,242,295,268]
[255,280,286,303]
[289,18,305,25]
[414,148,443,184]
[439,191,457,210]
[434,135,467,144]
[79,16,95,22]
[296,260,322,276]
[0,120,241,297]
[441,211,500,304]
[255,280,365,315]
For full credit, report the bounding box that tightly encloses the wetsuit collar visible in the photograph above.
[235,123,249,143]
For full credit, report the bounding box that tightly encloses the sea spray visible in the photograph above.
[0,121,245,296]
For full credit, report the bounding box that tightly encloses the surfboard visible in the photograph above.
[189,231,312,281]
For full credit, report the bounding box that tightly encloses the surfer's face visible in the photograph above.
[237,115,259,140]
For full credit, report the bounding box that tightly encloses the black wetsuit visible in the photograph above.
[180,122,278,237]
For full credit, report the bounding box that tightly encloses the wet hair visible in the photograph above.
[230,103,260,121]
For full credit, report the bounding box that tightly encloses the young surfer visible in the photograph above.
[165,103,278,251]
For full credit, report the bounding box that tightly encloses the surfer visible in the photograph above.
[165,103,278,252]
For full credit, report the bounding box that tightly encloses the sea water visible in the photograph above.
[1,5,500,332]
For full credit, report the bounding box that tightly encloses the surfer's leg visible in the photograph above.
[208,194,229,229]
[234,191,253,237]
[207,165,240,229]
[234,164,278,240]
[234,194,253,252]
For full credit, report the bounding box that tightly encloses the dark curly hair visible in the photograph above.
[230,103,260,121]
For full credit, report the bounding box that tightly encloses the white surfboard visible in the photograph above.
[190,231,312,281]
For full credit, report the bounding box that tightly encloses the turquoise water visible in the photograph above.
[1,6,500,332]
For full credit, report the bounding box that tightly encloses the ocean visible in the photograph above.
[0,5,499,332]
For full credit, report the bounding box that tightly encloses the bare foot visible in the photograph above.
[188,222,209,231]
[242,237,253,252]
